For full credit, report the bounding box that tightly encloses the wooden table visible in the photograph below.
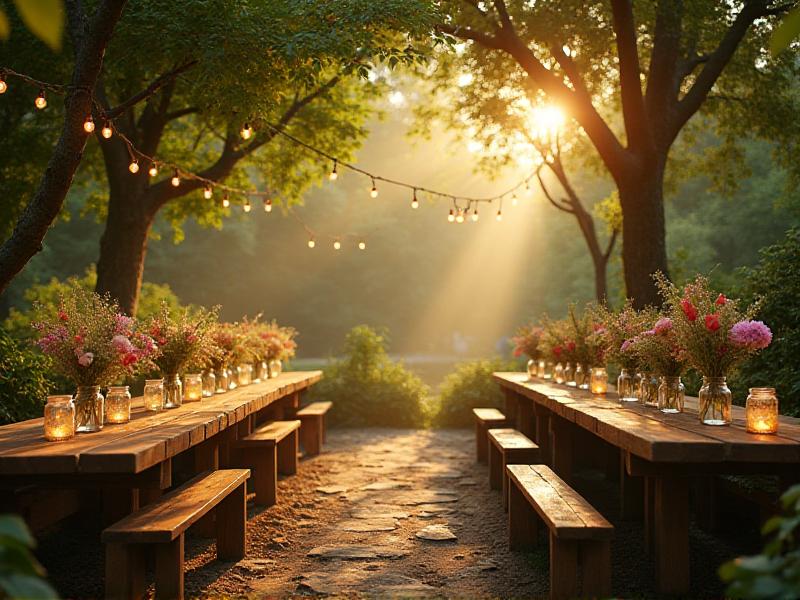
[0,371,321,526]
[493,372,800,594]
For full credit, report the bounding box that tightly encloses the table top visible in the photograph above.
[494,372,800,464]
[0,371,322,476]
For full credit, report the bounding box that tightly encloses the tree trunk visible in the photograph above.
[572,208,610,304]
[618,161,669,308]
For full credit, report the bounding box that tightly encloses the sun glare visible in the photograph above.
[529,105,564,141]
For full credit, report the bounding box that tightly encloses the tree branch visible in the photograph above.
[536,165,574,214]
[164,106,199,122]
[103,60,198,120]
[603,227,619,260]
[436,23,505,50]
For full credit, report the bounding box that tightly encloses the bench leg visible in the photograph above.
[217,482,247,561]
[155,535,184,600]
[488,443,502,491]
[194,439,220,537]
[252,446,277,506]
[508,481,537,551]
[300,416,322,457]
[278,430,298,476]
[533,404,551,465]
[503,448,540,513]
[581,540,611,598]
[549,533,578,600]
[475,421,488,463]
[106,542,146,600]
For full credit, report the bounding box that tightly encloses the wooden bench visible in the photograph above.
[487,428,540,511]
[235,420,300,506]
[472,408,506,464]
[507,464,613,600]
[296,401,332,457]
[102,469,249,600]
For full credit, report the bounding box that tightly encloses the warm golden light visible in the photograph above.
[0,78,7,94]
[471,209,479,222]
[530,105,565,141]
[83,117,95,133]
[746,388,779,434]
[148,164,158,177]
[308,238,316,248]
[43,395,75,442]
[591,367,608,395]
[34,90,47,109]
[411,190,419,209]
[370,179,379,198]
[222,194,230,208]
[329,160,338,181]
[448,209,455,223]
[264,199,272,213]
[128,159,139,174]
[456,210,465,224]
[358,241,366,250]
[171,170,180,187]
[240,123,253,140]
[511,193,519,206]
[333,240,342,250]
[496,209,503,222]
[101,123,113,139]
[204,187,213,199]
[243,199,251,213]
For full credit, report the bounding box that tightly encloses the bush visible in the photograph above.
[434,358,520,428]
[0,329,53,425]
[306,325,429,427]
[735,228,800,415]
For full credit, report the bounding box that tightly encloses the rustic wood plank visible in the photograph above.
[296,401,332,417]
[155,535,184,600]
[236,420,301,448]
[488,428,538,451]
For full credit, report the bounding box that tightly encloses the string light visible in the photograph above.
[148,163,158,177]
[448,209,455,223]
[358,241,366,250]
[34,89,47,109]
[496,208,503,222]
[240,123,253,140]
[222,194,230,208]
[101,122,113,139]
[83,116,95,133]
[411,189,419,209]
[456,209,465,224]
[329,160,338,181]
[511,193,519,206]
[170,170,180,187]
[472,208,479,222]
[128,159,139,174]
[243,198,251,213]
[333,240,341,250]
[203,187,213,199]
[0,77,7,94]
[370,178,378,198]
[263,198,273,213]
[308,238,316,248]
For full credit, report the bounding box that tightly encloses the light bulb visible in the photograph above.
[243,199,251,213]
[411,190,419,209]
[83,116,95,133]
[34,90,47,110]
[370,179,378,198]
[0,78,7,94]
[148,164,158,177]
[329,160,338,181]
[456,210,465,224]
[333,240,341,250]
[308,238,316,249]
[511,193,519,206]
[472,209,479,222]
[128,159,139,173]
[222,194,230,208]
[204,187,213,199]
[448,209,455,223]
[101,123,113,139]
[240,123,252,140]
[358,241,366,250]
[171,170,180,187]
[496,209,503,222]
[263,199,272,213]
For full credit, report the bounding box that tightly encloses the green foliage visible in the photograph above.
[0,329,52,425]
[434,358,518,428]
[0,0,64,51]
[0,514,58,599]
[307,326,429,427]
[772,7,800,56]
[736,228,800,416]
[719,484,800,599]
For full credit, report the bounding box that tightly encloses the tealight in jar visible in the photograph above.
[143,378,165,412]
[746,387,779,434]
[105,386,132,424]
[44,395,76,441]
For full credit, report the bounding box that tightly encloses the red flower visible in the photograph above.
[513,347,523,358]
[705,313,720,332]
[553,345,563,357]
[680,299,698,321]
[122,353,138,366]
[566,341,576,352]
[58,310,68,322]
[715,294,727,306]
[74,334,83,344]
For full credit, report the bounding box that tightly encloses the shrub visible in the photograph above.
[0,329,53,425]
[307,325,428,427]
[434,358,520,428]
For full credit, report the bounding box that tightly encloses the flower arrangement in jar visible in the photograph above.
[32,287,157,433]
[511,324,544,380]
[568,305,606,390]
[259,320,297,378]
[208,323,238,392]
[655,273,772,425]
[540,317,569,381]
[631,317,689,413]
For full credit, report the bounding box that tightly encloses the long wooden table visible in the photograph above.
[493,372,800,594]
[0,371,321,525]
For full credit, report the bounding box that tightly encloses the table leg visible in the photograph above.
[532,403,551,466]
[644,477,656,555]
[102,487,139,526]
[654,476,690,594]
[549,415,573,483]
[517,398,535,440]
[503,390,518,430]
[620,453,643,520]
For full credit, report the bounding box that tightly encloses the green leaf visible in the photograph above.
[0,9,9,40]
[0,574,59,600]
[0,515,35,547]
[12,0,64,52]
[770,7,800,57]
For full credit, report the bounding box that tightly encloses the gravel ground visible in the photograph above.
[36,428,761,598]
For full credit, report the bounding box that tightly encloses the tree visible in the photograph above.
[437,0,800,306]
[0,0,127,296]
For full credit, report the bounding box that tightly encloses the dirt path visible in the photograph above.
[186,428,544,598]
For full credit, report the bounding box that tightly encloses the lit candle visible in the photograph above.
[44,395,75,441]
[144,379,164,411]
[184,373,203,402]
[590,367,608,395]
[105,386,131,424]
[746,387,778,435]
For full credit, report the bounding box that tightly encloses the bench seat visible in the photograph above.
[102,468,249,600]
[296,401,332,456]
[507,464,613,600]
[235,420,300,505]
[472,408,506,463]
[487,428,539,510]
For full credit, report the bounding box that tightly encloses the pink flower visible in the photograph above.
[705,314,720,332]
[620,339,634,353]
[681,299,698,322]
[729,320,772,351]
[653,317,673,335]
[78,352,94,367]
[112,335,134,355]
[114,314,133,335]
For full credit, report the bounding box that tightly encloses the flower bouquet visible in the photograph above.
[33,287,157,432]
[541,317,568,381]
[147,303,218,408]
[656,273,772,425]
[511,324,544,379]
[569,306,605,390]
[632,316,689,412]
[259,321,297,378]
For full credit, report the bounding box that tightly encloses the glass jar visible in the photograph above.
[43,395,75,441]
[143,378,165,412]
[699,376,732,425]
[635,372,645,402]
[526,358,537,380]
[564,363,576,387]
[268,359,282,378]
[537,359,546,378]
[105,386,132,424]
[590,367,608,395]
[236,364,249,386]
[164,373,183,409]
[576,364,589,390]
[258,360,269,382]
[202,370,216,397]
[553,362,565,384]
[227,367,238,390]
[215,368,229,393]
[641,373,659,407]
[75,386,104,433]
[617,369,637,403]
[543,361,553,380]
[658,376,685,414]
[184,373,203,402]
[746,387,778,434]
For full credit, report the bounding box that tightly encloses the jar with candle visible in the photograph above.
[164,373,183,409]
[564,363,576,387]
[143,378,164,412]
[537,359,546,378]
[590,367,608,395]
[554,362,565,384]
[215,368,229,393]
[746,387,779,434]
[202,370,216,397]
[184,373,203,402]
[258,361,269,382]
[105,386,132,424]
[44,395,75,441]
[268,359,282,378]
